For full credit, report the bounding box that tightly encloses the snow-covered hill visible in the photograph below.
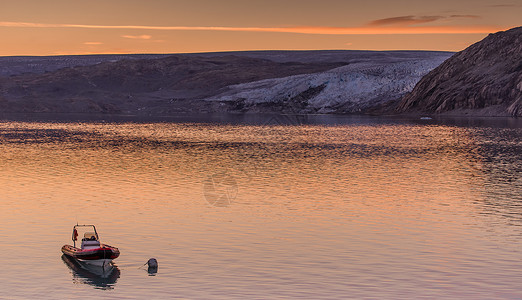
[207,56,451,113]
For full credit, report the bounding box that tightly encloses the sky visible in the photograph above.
[0,0,520,56]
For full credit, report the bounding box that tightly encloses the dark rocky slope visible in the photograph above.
[397,27,522,117]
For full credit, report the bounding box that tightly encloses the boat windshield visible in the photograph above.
[83,232,98,240]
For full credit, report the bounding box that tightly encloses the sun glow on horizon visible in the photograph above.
[0,21,505,35]
[0,0,519,55]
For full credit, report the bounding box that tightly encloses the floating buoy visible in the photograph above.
[147,258,158,274]
[147,258,158,268]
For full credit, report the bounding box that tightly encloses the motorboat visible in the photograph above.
[61,224,120,267]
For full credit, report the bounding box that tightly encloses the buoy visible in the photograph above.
[147,258,158,274]
[147,258,158,268]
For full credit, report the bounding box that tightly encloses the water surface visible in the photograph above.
[0,115,520,299]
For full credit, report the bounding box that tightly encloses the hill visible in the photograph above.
[0,50,452,115]
[397,27,522,117]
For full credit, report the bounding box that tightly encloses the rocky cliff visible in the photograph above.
[398,27,522,117]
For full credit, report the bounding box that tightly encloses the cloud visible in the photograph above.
[121,34,152,40]
[368,15,481,27]
[0,21,504,35]
[449,15,481,19]
[487,4,518,7]
[368,16,443,26]
[83,42,103,45]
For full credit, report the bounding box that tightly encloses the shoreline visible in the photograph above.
[0,111,520,128]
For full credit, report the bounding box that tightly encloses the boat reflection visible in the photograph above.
[61,255,120,290]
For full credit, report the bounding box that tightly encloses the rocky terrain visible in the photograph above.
[398,26,522,117]
[0,50,452,115]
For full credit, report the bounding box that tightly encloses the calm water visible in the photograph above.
[0,115,521,299]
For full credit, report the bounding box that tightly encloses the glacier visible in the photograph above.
[206,56,451,113]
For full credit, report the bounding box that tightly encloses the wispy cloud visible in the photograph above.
[487,4,517,7]
[83,42,103,45]
[0,21,503,35]
[121,34,152,40]
[449,15,481,19]
[368,16,443,26]
[368,15,481,27]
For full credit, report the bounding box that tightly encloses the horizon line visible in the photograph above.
[0,48,460,58]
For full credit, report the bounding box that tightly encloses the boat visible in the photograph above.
[61,224,120,267]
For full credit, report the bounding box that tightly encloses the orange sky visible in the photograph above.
[0,0,520,56]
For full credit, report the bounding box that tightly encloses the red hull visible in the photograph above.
[61,244,120,261]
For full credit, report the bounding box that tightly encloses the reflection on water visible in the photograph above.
[61,255,120,290]
[0,117,520,299]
